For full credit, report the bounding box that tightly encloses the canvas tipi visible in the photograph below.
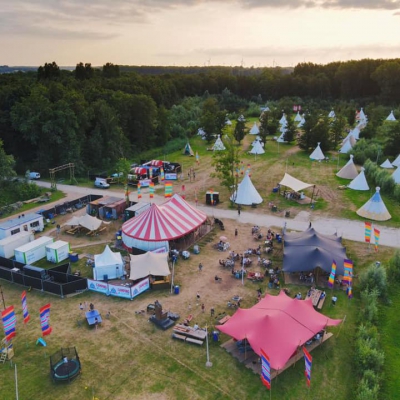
[183,142,194,156]
[336,155,358,179]
[249,140,265,155]
[328,109,335,118]
[277,131,286,143]
[380,159,394,169]
[339,135,356,154]
[392,154,400,168]
[225,119,232,126]
[230,172,263,205]
[357,187,391,221]
[386,111,396,121]
[348,167,369,191]
[294,111,302,122]
[279,113,287,126]
[309,142,325,161]
[250,122,260,135]
[212,135,226,151]
[392,167,400,184]
[298,115,305,128]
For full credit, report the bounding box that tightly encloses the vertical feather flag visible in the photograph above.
[342,259,353,286]
[149,167,153,179]
[195,152,200,165]
[160,167,165,182]
[181,185,185,199]
[39,304,52,336]
[164,182,173,198]
[149,182,154,199]
[364,222,372,243]
[137,182,142,199]
[303,347,312,387]
[328,260,336,288]
[21,291,30,323]
[1,306,16,340]
[347,284,353,299]
[374,228,380,252]
[260,349,271,390]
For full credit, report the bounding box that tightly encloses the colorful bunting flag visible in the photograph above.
[1,306,16,341]
[149,182,154,199]
[364,221,372,243]
[165,182,173,198]
[260,349,271,389]
[39,304,52,336]
[328,260,336,288]
[21,290,30,324]
[137,182,142,199]
[374,228,380,252]
[149,167,153,179]
[347,284,353,299]
[342,259,353,286]
[303,347,312,387]
[160,167,165,182]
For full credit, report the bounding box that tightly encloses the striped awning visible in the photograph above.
[122,194,207,241]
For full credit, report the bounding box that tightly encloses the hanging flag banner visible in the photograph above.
[1,306,16,341]
[260,349,271,390]
[374,228,380,252]
[181,185,185,199]
[328,260,336,288]
[137,182,142,199]
[247,164,251,177]
[347,283,353,299]
[165,182,173,198]
[149,182,154,199]
[342,259,353,286]
[21,291,30,324]
[303,347,312,387]
[364,221,372,243]
[195,152,200,165]
[39,304,52,336]
[160,167,165,182]
[293,105,298,112]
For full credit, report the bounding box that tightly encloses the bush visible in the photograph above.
[354,337,385,373]
[356,378,379,400]
[387,249,400,282]
[358,264,388,300]
[360,290,379,324]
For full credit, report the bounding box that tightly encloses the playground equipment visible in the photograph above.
[50,347,81,382]
[0,337,14,364]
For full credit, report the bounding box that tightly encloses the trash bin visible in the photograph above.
[276,234,282,243]
[174,285,180,295]
[103,274,108,282]
[212,331,220,342]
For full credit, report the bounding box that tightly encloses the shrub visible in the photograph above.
[358,263,388,300]
[356,378,379,400]
[387,249,400,282]
[359,289,379,324]
[354,337,385,373]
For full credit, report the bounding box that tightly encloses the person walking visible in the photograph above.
[210,307,215,317]
[235,228,238,237]
[201,303,205,313]
[198,263,203,272]
[238,207,241,216]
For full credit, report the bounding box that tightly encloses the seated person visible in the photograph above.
[193,323,199,331]
[307,288,312,297]
[296,292,302,300]
[320,291,326,299]
[314,332,322,341]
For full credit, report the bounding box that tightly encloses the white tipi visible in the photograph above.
[250,122,260,135]
[357,187,391,221]
[392,154,400,168]
[386,111,396,121]
[336,155,358,179]
[348,167,369,190]
[349,127,360,140]
[294,111,302,122]
[298,115,306,128]
[392,167,400,184]
[339,136,356,154]
[225,119,232,126]
[230,172,263,205]
[249,140,265,155]
[358,108,367,125]
[277,131,287,143]
[380,159,394,169]
[279,113,287,126]
[328,109,335,118]
[212,135,226,151]
[309,142,325,161]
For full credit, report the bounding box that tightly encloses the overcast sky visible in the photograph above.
[2,0,400,67]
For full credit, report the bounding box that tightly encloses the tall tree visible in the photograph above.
[283,118,296,143]
[37,62,60,80]
[233,118,246,144]
[0,139,16,180]
[75,62,94,80]
[330,115,346,149]
[102,63,120,78]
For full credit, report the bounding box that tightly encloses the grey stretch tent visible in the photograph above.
[283,225,347,276]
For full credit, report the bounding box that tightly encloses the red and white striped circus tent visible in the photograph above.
[122,194,207,252]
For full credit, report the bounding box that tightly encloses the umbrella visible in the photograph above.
[220,236,228,242]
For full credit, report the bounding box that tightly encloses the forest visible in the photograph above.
[1,58,400,176]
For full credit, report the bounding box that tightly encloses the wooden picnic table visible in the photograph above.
[306,289,322,307]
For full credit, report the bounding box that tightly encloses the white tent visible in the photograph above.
[279,173,314,193]
[328,109,335,118]
[65,214,108,231]
[238,115,246,122]
[357,187,391,221]
[392,154,400,168]
[386,111,396,121]
[94,245,124,280]
[197,128,206,136]
[349,127,360,140]
[339,136,356,154]
[212,135,226,151]
[392,167,400,184]
[249,140,265,155]
[348,167,369,191]
[294,111,302,122]
[309,142,325,161]
[298,116,305,128]
[183,142,194,156]
[250,122,260,135]
[358,108,367,124]
[129,252,170,281]
[279,113,287,126]
[276,131,286,143]
[380,159,394,169]
[336,155,358,179]
[230,172,263,205]
[252,137,264,147]
[225,119,232,126]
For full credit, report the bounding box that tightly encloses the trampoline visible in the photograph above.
[50,347,81,382]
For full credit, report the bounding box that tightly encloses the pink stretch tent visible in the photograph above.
[218,291,341,370]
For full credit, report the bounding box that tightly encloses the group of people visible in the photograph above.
[300,271,314,283]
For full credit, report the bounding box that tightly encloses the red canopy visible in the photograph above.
[122,194,207,241]
[149,160,163,167]
[131,167,147,176]
[218,291,341,370]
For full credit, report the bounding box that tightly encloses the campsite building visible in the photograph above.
[87,196,128,220]
[0,213,44,240]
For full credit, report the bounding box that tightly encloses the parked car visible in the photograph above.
[29,172,41,180]
[94,178,110,188]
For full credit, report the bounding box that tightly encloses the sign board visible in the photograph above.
[87,279,109,294]
[108,283,132,299]
[131,278,150,299]
[165,173,177,180]
[139,179,151,187]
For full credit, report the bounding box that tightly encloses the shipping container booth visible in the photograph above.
[87,196,128,220]
[0,213,44,239]
[14,236,54,264]
[46,240,70,263]
[0,231,34,258]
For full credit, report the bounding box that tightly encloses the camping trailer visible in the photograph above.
[0,213,44,239]
[14,236,54,264]
[0,231,34,259]
[46,240,70,263]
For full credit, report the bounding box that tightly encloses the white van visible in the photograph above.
[94,177,110,188]
[29,172,41,180]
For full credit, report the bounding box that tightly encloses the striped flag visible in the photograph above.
[160,167,165,182]
[303,347,312,387]
[165,182,173,198]
[39,304,52,336]
[1,306,16,341]
[149,167,153,179]
[374,228,380,252]
[365,222,372,243]
[21,291,30,323]
[328,260,336,288]
[342,259,353,286]
[149,182,154,199]
[137,182,142,199]
[260,349,271,389]
[347,284,353,299]
[195,152,200,165]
